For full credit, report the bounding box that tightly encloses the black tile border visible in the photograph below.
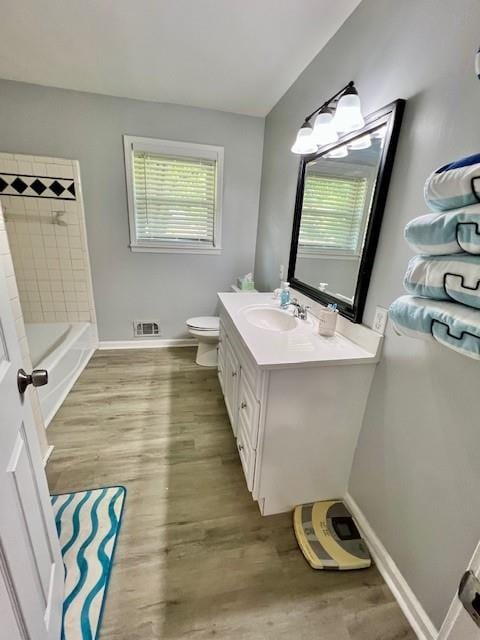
[0,172,77,201]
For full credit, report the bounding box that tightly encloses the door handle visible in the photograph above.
[17,368,48,395]
[458,570,480,628]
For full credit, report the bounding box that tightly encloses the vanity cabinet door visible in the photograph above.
[218,320,226,372]
[236,425,255,492]
[237,373,260,449]
[224,339,239,436]
[217,366,224,394]
[236,383,258,493]
[217,327,225,393]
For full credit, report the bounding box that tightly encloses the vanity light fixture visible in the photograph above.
[291,121,319,155]
[291,81,365,155]
[326,146,348,159]
[348,134,372,150]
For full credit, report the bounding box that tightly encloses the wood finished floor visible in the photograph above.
[46,347,415,640]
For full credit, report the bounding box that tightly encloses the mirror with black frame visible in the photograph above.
[288,100,405,323]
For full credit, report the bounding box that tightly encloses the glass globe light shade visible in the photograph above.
[348,134,372,150]
[326,145,348,159]
[291,123,318,155]
[312,110,339,146]
[333,92,365,133]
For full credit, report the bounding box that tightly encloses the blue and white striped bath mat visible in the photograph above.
[51,486,126,640]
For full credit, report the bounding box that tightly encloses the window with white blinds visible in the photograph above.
[124,136,223,253]
[299,173,368,255]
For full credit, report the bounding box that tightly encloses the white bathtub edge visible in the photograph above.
[44,346,96,428]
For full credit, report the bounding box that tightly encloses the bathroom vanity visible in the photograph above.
[217,292,382,515]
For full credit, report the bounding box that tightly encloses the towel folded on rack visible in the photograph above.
[404,204,480,255]
[424,152,480,211]
[389,295,480,360]
[404,253,480,309]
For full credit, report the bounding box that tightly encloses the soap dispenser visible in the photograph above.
[280,281,290,309]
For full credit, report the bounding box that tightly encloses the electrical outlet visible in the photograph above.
[279,264,285,281]
[373,306,388,334]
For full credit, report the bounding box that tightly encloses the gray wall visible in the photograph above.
[255,0,480,629]
[0,80,264,340]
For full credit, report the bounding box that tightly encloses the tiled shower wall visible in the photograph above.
[0,152,95,324]
[0,206,49,458]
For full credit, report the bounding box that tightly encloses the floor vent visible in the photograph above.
[133,320,160,337]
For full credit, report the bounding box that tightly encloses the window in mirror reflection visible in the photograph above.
[294,124,386,303]
[299,173,368,254]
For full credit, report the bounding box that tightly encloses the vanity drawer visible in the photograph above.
[236,421,255,492]
[238,372,260,448]
[237,343,258,398]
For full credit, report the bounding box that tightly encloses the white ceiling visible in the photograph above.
[0,0,360,117]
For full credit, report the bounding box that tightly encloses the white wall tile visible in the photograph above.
[0,152,95,325]
[31,162,47,175]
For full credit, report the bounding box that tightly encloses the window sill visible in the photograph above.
[130,243,222,255]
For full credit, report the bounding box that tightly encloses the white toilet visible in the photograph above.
[186,316,220,367]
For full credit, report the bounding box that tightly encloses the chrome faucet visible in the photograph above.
[288,298,310,320]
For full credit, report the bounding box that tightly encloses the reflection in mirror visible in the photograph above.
[294,124,386,304]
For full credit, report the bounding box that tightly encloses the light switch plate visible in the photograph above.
[373,306,388,335]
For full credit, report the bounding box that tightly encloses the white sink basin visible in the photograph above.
[243,305,297,332]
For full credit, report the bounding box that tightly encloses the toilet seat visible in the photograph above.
[186,316,219,332]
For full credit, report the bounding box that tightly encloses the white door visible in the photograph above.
[439,542,480,640]
[0,255,64,638]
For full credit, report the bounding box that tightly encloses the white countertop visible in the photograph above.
[218,292,380,369]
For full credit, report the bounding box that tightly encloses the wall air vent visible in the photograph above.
[133,320,160,337]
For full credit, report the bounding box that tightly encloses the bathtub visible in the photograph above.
[25,322,97,426]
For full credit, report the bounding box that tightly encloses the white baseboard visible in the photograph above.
[43,444,54,466]
[437,599,462,640]
[345,492,438,640]
[98,338,197,350]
